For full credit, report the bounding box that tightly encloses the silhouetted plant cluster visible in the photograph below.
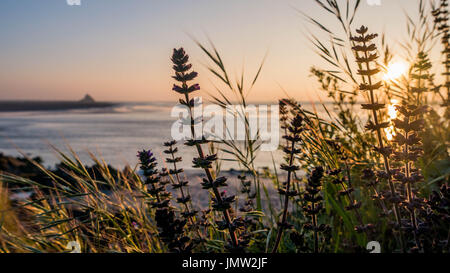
[272,112,304,253]
[351,25,407,250]
[171,48,242,251]
[138,149,194,252]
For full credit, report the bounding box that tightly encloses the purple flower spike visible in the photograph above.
[137,149,153,160]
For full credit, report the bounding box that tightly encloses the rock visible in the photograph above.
[79,94,96,103]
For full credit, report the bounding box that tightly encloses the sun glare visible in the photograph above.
[384,99,399,141]
[383,61,408,81]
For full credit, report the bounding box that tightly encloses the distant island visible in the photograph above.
[0,94,117,112]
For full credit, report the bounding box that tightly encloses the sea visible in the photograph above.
[0,101,336,171]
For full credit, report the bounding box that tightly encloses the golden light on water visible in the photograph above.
[383,61,408,81]
[385,99,399,141]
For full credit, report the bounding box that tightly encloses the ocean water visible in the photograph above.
[0,102,333,171]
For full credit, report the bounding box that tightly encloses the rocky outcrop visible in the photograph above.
[79,94,96,103]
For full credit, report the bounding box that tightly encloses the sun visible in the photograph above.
[383,61,408,81]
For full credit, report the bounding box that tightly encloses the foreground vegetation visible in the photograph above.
[0,0,449,253]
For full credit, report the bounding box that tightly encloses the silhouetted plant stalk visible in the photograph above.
[238,174,255,212]
[391,104,428,251]
[137,150,164,207]
[303,167,330,253]
[235,174,258,250]
[433,0,450,107]
[351,25,405,250]
[163,140,208,246]
[163,141,197,222]
[327,140,373,234]
[410,52,432,105]
[137,150,193,252]
[389,52,431,251]
[272,113,304,253]
[361,168,389,215]
[424,184,450,252]
[170,48,239,249]
[279,99,289,147]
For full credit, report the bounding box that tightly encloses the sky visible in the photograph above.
[0,0,428,102]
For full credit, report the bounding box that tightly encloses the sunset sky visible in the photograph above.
[0,0,423,102]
